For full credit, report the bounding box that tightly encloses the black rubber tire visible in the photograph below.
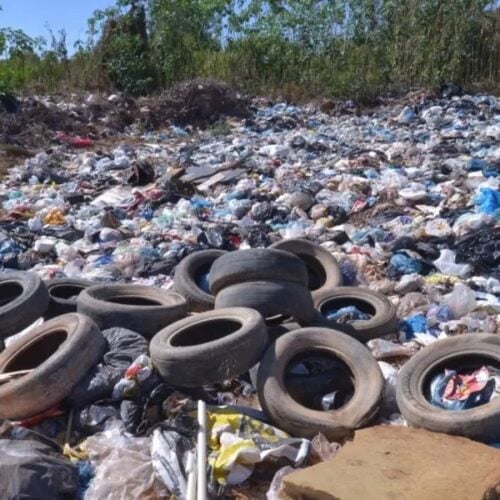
[174,249,226,312]
[45,278,94,317]
[268,320,302,340]
[209,248,308,295]
[257,327,383,440]
[0,313,106,420]
[0,271,50,340]
[396,334,500,442]
[77,284,187,339]
[249,321,302,388]
[270,238,343,300]
[308,287,398,342]
[214,280,315,324]
[150,308,267,387]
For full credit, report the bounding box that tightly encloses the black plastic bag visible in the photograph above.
[0,439,77,499]
[455,227,500,275]
[121,383,172,435]
[74,404,121,435]
[68,328,148,407]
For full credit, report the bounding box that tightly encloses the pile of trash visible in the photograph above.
[0,79,250,149]
[0,87,498,498]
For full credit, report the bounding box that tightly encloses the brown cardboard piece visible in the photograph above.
[283,426,500,500]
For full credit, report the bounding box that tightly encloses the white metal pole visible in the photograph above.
[186,450,197,500]
[197,400,207,500]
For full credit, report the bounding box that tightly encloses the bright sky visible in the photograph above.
[1,0,114,51]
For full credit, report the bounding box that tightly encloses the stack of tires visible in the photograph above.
[0,270,189,421]
[0,238,498,445]
[170,238,399,342]
[210,248,314,323]
[0,271,105,420]
[158,239,399,440]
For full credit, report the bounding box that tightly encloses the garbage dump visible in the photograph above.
[0,86,498,498]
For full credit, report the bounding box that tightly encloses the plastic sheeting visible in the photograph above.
[68,328,149,407]
[0,439,77,499]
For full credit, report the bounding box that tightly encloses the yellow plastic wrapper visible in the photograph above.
[206,408,309,486]
[425,273,460,286]
[43,208,66,225]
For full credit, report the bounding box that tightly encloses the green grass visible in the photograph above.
[1,1,498,101]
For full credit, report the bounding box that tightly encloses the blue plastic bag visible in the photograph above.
[388,252,423,278]
[401,314,427,338]
[474,188,500,215]
[324,305,371,323]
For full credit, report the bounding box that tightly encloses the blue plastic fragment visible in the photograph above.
[324,305,371,323]
[401,314,427,338]
[474,187,500,215]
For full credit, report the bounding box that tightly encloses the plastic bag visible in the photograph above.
[442,283,477,319]
[397,292,430,318]
[75,404,121,435]
[430,366,500,410]
[266,466,297,500]
[400,314,427,338]
[394,273,423,294]
[388,252,423,279]
[84,422,168,499]
[309,433,341,462]
[452,212,491,236]
[0,439,77,499]
[424,218,452,237]
[433,249,473,278]
[378,361,399,416]
[367,339,417,360]
[112,355,155,400]
[474,187,500,215]
[455,227,500,275]
[120,383,172,436]
[323,305,371,323]
[207,408,310,486]
[68,328,149,407]
[151,418,196,499]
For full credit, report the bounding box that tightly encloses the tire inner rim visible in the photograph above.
[285,349,355,411]
[194,264,212,294]
[320,297,375,323]
[170,319,241,346]
[105,296,163,306]
[50,284,86,300]
[423,354,500,411]
[0,282,23,307]
[4,330,68,372]
[298,253,326,290]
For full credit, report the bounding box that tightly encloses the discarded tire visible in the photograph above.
[249,321,302,388]
[174,249,226,312]
[214,280,315,323]
[77,284,187,338]
[150,308,267,387]
[310,287,398,341]
[209,248,308,295]
[257,327,383,440]
[270,238,342,299]
[0,271,50,340]
[268,320,302,340]
[45,278,93,317]
[0,313,106,420]
[396,334,500,442]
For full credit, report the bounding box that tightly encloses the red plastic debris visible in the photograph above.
[55,131,93,148]
[16,406,65,428]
